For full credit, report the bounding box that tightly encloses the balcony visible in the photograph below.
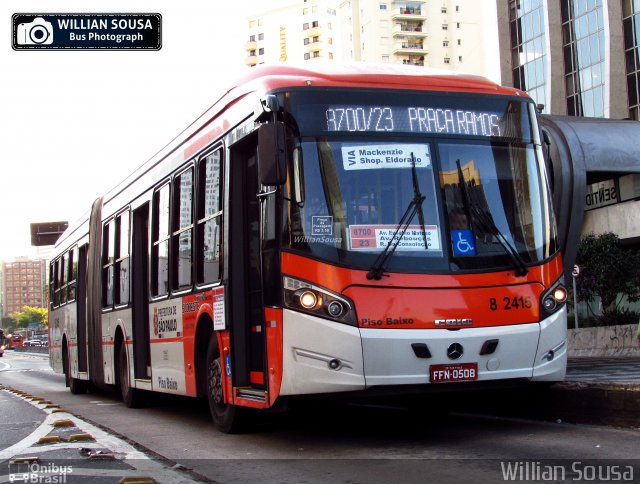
[245,55,258,66]
[393,41,427,55]
[398,56,425,66]
[304,41,323,53]
[244,40,257,51]
[393,23,427,37]
[306,26,321,37]
[391,7,426,21]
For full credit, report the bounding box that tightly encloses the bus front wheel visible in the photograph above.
[206,337,246,433]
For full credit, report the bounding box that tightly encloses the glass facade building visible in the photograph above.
[509,0,548,111]
[499,0,633,119]
[561,0,606,117]
[624,0,640,120]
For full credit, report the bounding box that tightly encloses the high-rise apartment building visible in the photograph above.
[497,0,637,119]
[244,0,499,81]
[341,0,497,78]
[245,0,341,66]
[1,258,47,318]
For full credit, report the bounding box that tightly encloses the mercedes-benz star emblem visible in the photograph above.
[447,343,464,360]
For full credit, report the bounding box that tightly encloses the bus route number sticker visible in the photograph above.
[349,225,441,251]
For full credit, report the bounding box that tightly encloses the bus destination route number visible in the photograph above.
[430,362,478,383]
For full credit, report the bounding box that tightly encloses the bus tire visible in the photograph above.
[206,337,246,433]
[118,343,145,408]
[63,345,87,394]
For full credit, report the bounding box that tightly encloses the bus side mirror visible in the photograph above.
[258,122,287,186]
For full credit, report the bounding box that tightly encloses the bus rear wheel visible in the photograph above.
[206,337,246,433]
[63,344,87,394]
[118,343,145,408]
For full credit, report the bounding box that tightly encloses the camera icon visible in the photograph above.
[16,17,54,45]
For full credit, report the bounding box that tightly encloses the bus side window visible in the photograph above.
[116,210,130,305]
[152,183,171,297]
[197,150,223,285]
[102,220,115,307]
[172,168,193,291]
[58,254,68,306]
[67,247,77,302]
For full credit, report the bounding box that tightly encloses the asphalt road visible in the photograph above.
[1,351,639,483]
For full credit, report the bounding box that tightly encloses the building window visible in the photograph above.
[458,39,461,45]
[258,33,264,40]
[380,3,387,10]
[444,57,450,64]
[304,53,310,60]
[442,24,448,30]
[509,0,549,111]
[443,40,449,47]
[249,35,255,42]
[312,20,319,28]
[561,0,605,117]
[623,0,640,119]
[303,22,309,30]
[459,56,463,62]
[304,38,310,45]
[441,7,447,13]
[258,48,264,55]
[456,5,460,12]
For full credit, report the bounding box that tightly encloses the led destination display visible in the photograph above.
[325,105,504,137]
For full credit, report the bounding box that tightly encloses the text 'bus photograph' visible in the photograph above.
[48,63,568,433]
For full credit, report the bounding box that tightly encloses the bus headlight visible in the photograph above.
[284,276,357,326]
[540,278,567,318]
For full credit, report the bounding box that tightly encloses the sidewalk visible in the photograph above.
[548,357,640,428]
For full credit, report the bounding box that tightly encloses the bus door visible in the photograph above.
[229,137,267,391]
[131,202,151,379]
[77,244,88,373]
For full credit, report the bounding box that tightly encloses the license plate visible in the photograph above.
[429,363,478,383]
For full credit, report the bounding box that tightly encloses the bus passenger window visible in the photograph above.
[173,168,194,290]
[102,220,115,307]
[152,184,170,296]
[116,210,130,304]
[197,151,223,285]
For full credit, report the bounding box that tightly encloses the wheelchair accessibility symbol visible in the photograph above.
[452,230,476,256]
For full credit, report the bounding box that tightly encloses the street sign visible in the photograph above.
[572,264,580,278]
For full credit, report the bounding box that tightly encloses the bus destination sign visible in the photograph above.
[325,105,505,137]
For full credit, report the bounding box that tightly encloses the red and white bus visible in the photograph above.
[49,64,568,432]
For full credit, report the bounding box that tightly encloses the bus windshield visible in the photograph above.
[283,91,559,274]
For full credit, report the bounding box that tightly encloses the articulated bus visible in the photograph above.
[49,64,568,432]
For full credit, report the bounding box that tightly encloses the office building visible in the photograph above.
[496,0,638,119]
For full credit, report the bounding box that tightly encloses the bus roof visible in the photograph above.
[232,62,523,97]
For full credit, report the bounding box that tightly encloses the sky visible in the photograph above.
[0,0,498,262]
[0,0,265,261]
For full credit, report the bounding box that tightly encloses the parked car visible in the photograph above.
[0,344,4,357]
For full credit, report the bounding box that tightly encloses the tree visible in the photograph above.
[10,306,48,329]
[575,232,640,317]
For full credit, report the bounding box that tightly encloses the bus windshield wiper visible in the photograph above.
[367,153,427,280]
[455,160,528,277]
